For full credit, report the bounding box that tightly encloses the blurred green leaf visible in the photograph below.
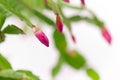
[0,6,9,30]
[22,0,45,10]
[63,50,86,69]
[92,16,104,27]
[0,5,11,16]
[3,25,24,34]
[1,0,24,12]
[52,56,64,77]
[53,30,67,52]
[53,30,86,69]
[0,54,12,70]
[0,77,15,80]
[86,68,100,80]
[69,15,93,23]
[0,15,6,30]
[63,18,71,30]
[0,0,33,27]
[69,15,82,22]
[0,70,29,80]
[0,31,5,43]
[33,10,55,27]
[17,70,40,80]
[69,15,104,27]
[48,0,60,14]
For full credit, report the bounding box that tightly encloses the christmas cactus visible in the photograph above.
[0,0,111,80]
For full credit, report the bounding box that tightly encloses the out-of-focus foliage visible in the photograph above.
[3,25,24,34]
[53,30,86,69]
[0,0,111,80]
[0,54,40,80]
[63,50,86,69]
[0,54,12,70]
[53,30,67,52]
[52,56,64,77]
[86,68,100,80]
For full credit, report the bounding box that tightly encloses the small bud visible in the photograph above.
[81,0,85,7]
[101,27,112,44]
[71,33,76,43]
[63,0,70,3]
[56,14,63,33]
[33,27,49,47]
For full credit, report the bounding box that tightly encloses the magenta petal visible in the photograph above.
[102,28,112,44]
[35,30,49,47]
[63,0,70,3]
[81,0,85,6]
[56,14,63,33]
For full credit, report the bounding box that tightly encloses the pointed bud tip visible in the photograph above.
[56,14,63,33]
[35,30,49,47]
[46,43,49,47]
[101,27,112,44]
[63,0,70,3]
[71,34,76,43]
[81,0,85,7]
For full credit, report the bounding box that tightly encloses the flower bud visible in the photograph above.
[33,27,49,47]
[56,14,63,33]
[63,0,70,3]
[71,33,76,43]
[81,0,85,7]
[101,27,112,44]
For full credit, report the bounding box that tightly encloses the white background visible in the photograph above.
[0,0,120,80]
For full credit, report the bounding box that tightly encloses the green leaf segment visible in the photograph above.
[0,54,40,80]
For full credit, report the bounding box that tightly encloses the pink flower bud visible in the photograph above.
[63,0,70,3]
[34,29,49,47]
[101,27,112,44]
[81,0,85,7]
[56,14,63,33]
